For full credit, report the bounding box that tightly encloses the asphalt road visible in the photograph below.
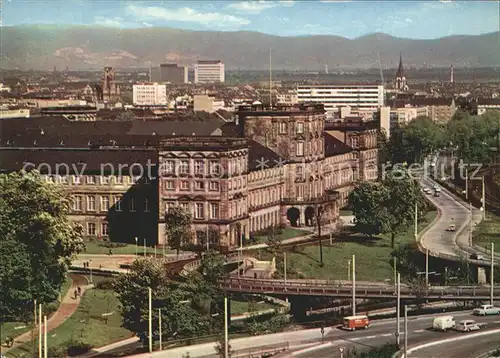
[421,176,482,258]
[292,312,500,357]
[410,334,500,358]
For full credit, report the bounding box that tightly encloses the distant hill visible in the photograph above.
[1,25,499,70]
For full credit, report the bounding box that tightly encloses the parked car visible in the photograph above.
[454,320,482,332]
[432,315,456,331]
[470,253,485,260]
[342,315,370,331]
[473,304,500,316]
[424,188,432,194]
[446,224,456,232]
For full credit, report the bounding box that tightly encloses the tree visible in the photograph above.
[0,171,84,321]
[313,203,326,267]
[165,206,192,257]
[390,243,424,280]
[348,169,428,248]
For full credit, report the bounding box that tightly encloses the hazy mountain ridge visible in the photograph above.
[1,25,499,70]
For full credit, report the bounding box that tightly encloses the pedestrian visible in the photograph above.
[109,248,113,255]
[77,286,82,296]
[9,337,14,347]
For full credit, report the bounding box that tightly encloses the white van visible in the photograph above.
[433,316,455,331]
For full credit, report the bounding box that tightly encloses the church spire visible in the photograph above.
[396,52,404,78]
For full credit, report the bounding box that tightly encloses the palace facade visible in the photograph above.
[0,104,378,250]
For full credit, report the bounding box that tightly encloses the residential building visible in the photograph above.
[193,94,225,113]
[474,98,500,115]
[133,84,168,106]
[407,98,456,122]
[159,64,189,84]
[276,91,298,105]
[194,60,225,84]
[297,84,385,116]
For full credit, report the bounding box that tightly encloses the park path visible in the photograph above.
[5,273,91,352]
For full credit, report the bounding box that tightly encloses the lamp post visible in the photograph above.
[224,295,229,358]
[491,242,495,306]
[38,304,42,358]
[134,237,138,257]
[482,176,486,220]
[404,305,408,357]
[284,252,287,286]
[348,259,351,282]
[89,259,93,284]
[158,308,162,351]
[43,316,47,358]
[352,254,356,316]
[396,273,401,346]
[144,238,147,257]
[148,288,152,353]
[425,249,429,288]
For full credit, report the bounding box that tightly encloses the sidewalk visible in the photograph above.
[5,274,92,353]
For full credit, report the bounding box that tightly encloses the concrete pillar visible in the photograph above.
[299,206,305,227]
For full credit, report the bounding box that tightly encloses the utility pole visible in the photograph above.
[135,237,138,257]
[284,252,287,286]
[38,304,42,358]
[397,273,401,346]
[404,305,408,357]
[491,242,495,306]
[224,295,229,358]
[426,249,429,288]
[469,202,473,246]
[348,259,351,281]
[148,288,152,353]
[43,316,47,358]
[465,165,468,200]
[393,257,397,292]
[206,225,209,251]
[269,48,272,109]
[414,201,418,240]
[352,254,356,316]
[158,308,162,351]
[482,176,486,220]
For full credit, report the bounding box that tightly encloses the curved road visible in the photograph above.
[291,312,500,357]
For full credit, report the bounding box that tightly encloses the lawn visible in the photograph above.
[282,211,437,282]
[82,241,176,255]
[8,289,133,357]
[0,276,73,345]
[473,213,500,254]
[252,227,311,244]
[231,299,279,316]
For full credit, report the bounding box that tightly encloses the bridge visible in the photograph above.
[221,277,499,300]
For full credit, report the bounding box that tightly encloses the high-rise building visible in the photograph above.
[159,64,188,84]
[296,84,385,115]
[132,84,168,106]
[194,60,225,83]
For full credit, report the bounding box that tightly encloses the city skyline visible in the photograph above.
[2,0,500,39]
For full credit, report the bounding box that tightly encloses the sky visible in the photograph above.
[2,0,499,39]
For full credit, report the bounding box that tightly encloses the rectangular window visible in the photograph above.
[166,180,175,191]
[101,222,109,236]
[73,196,82,211]
[296,122,304,134]
[129,197,136,212]
[296,142,304,156]
[180,160,189,175]
[279,122,286,134]
[180,181,189,191]
[210,203,219,219]
[87,222,96,236]
[87,196,95,211]
[195,203,204,219]
[195,181,205,191]
[180,202,189,213]
[209,161,221,175]
[114,196,122,212]
[144,198,149,212]
[164,160,175,174]
[194,160,205,175]
[101,196,110,211]
[87,175,95,184]
[209,181,219,191]
[351,136,359,148]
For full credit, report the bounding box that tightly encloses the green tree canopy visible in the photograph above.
[165,206,192,256]
[0,171,84,321]
[348,169,428,248]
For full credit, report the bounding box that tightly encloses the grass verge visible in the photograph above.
[253,227,311,244]
[231,299,279,316]
[7,289,132,357]
[82,241,176,255]
[473,212,500,254]
[280,211,437,282]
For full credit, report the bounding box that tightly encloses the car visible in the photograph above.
[470,253,485,260]
[432,315,456,331]
[454,320,482,332]
[423,188,432,194]
[446,224,456,232]
[473,304,500,316]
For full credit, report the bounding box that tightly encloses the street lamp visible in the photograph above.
[89,259,93,283]
[134,237,138,257]
[144,238,147,257]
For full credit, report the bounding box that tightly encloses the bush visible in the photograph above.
[95,278,115,290]
[98,241,128,249]
[65,339,92,356]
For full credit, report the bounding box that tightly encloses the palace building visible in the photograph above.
[0,104,378,251]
